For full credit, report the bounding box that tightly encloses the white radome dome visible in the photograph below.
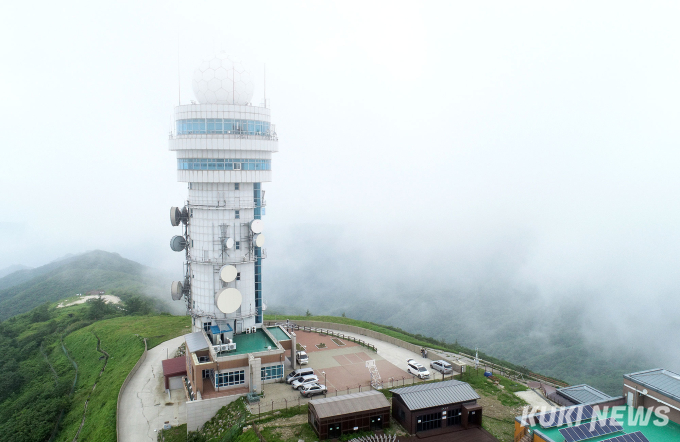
[192,53,254,105]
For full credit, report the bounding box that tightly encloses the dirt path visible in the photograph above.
[40,343,59,387]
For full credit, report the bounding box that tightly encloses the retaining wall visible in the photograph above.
[116,338,147,442]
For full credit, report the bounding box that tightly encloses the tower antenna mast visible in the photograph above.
[264,63,266,108]
[177,33,181,105]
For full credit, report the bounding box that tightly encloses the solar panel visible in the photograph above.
[558,418,624,442]
[599,432,650,442]
[538,405,595,428]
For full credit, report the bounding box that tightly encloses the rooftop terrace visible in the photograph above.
[528,406,680,442]
[266,326,291,342]
[215,329,278,357]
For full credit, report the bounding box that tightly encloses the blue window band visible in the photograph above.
[178,159,271,171]
[176,118,271,135]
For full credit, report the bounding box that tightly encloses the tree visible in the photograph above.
[305,309,312,317]
[124,296,152,315]
[341,312,346,318]
[29,303,51,323]
[86,296,115,320]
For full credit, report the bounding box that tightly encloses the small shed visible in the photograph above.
[162,357,187,391]
[308,390,391,439]
[391,380,482,435]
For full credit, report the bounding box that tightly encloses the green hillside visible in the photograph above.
[0,300,190,442]
[0,250,171,320]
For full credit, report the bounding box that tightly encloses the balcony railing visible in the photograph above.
[169,131,278,141]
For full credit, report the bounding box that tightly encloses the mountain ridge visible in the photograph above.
[0,250,174,320]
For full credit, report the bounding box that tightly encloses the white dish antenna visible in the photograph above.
[222,237,234,249]
[215,288,242,314]
[169,235,187,252]
[170,207,182,226]
[170,281,183,300]
[250,219,263,233]
[219,265,238,282]
[253,233,265,248]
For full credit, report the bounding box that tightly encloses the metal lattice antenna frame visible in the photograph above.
[366,359,383,389]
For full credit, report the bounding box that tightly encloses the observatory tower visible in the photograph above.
[169,53,278,335]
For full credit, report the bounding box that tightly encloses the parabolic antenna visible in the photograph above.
[250,219,263,234]
[170,207,182,226]
[215,288,242,314]
[253,233,265,248]
[219,265,238,282]
[222,237,234,249]
[170,235,187,252]
[170,281,183,300]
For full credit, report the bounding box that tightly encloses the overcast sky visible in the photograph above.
[2,0,680,315]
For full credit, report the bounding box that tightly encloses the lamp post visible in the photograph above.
[322,371,326,396]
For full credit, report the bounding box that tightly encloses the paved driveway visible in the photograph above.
[119,336,187,442]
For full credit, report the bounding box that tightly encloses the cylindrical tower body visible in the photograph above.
[169,103,278,333]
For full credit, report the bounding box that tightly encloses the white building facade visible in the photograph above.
[169,54,278,335]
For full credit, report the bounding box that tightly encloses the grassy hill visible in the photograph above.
[0,250,174,320]
[0,300,190,442]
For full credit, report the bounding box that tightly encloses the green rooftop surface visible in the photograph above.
[217,329,277,356]
[530,406,680,442]
[267,326,291,342]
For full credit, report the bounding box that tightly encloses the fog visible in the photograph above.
[2,1,680,384]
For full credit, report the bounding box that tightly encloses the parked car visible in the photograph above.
[286,367,314,383]
[300,383,327,397]
[296,350,309,365]
[430,360,453,374]
[292,374,319,390]
[407,359,430,379]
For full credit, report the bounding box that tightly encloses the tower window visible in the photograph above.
[235,210,240,219]
[235,183,240,190]
[235,241,240,250]
[236,272,241,281]
[203,321,212,332]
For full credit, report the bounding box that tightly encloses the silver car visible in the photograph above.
[300,383,327,397]
[430,360,453,374]
[291,374,319,390]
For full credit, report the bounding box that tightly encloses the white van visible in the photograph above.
[286,367,314,383]
[296,351,309,365]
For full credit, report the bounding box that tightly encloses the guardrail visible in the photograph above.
[267,320,567,389]
[277,324,377,352]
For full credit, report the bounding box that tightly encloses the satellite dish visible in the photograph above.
[171,281,183,300]
[253,233,265,248]
[215,288,242,314]
[219,265,238,282]
[170,235,187,252]
[170,207,182,226]
[250,219,263,233]
[222,237,234,249]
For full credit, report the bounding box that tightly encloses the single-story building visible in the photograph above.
[624,368,680,425]
[308,390,391,439]
[548,384,612,406]
[391,380,482,435]
[162,356,187,391]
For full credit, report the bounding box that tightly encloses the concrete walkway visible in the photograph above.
[119,336,187,442]
[515,389,557,408]
[316,328,436,375]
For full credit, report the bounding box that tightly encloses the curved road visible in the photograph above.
[119,336,186,442]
